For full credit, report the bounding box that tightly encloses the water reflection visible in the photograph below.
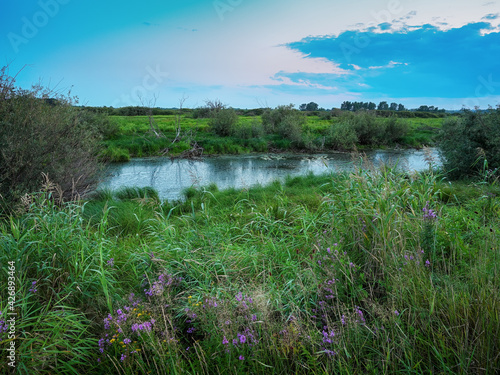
[99,149,440,201]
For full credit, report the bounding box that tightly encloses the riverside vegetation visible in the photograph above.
[1,69,500,374]
[1,165,500,374]
[97,102,445,162]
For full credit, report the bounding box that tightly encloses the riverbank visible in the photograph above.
[1,167,499,374]
[99,114,443,162]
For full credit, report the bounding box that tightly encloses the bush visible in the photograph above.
[439,109,500,179]
[0,66,103,210]
[261,104,305,144]
[203,100,238,137]
[384,116,409,144]
[232,118,265,139]
[348,112,384,145]
[209,108,238,136]
[326,121,358,150]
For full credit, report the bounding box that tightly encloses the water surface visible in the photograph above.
[100,149,440,201]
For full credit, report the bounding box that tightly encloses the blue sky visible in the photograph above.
[1,0,499,109]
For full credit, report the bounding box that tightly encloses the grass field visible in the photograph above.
[1,162,499,374]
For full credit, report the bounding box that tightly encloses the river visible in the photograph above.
[99,148,441,201]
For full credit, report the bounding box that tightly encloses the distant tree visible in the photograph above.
[397,103,406,111]
[299,103,307,111]
[389,102,398,111]
[341,101,352,111]
[378,101,389,110]
[305,102,319,111]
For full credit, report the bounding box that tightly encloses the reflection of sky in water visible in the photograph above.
[99,149,441,201]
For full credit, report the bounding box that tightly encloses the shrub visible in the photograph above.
[232,118,265,139]
[326,121,358,150]
[0,67,103,210]
[205,100,238,137]
[439,109,500,179]
[384,116,409,144]
[261,104,305,143]
[348,111,384,145]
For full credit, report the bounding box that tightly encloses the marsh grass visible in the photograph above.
[1,166,499,374]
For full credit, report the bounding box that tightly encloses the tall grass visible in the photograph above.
[1,167,498,374]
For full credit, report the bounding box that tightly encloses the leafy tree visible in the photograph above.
[378,101,389,110]
[305,102,319,111]
[390,102,398,111]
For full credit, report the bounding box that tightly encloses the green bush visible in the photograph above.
[0,67,103,210]
[439,109,500,179]
[232,118,265,139]
[348,111,384,145]
[208,108,238,137]
[327,121,358,150]
[384,116,409,144]
[261,104,305,144]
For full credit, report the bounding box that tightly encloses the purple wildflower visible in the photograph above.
[222,336,229,345]
[238,334,246,344]
[29,281,37,293]
[423,201,437,220]
[239,355,245,361]
[107,258,114,267]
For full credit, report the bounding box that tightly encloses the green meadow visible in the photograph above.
[2,163,499,374]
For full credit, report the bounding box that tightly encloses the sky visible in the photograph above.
[1,0,499,110]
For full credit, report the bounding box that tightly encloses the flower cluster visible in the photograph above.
[0,312,9,339]
[423,201,437,221]
[29,281,37,293]
[321,327,337,357]
[400,249,431,271]
[144,273,183,297]
[97,272,184,365]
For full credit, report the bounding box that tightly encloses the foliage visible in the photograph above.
[261,105,306,144]
[232,118,265,139]
[439,108,500,179]
[205,100,239,137]
[0,67,104,210]
[1,168,499,374]
[327,112,409,148]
